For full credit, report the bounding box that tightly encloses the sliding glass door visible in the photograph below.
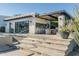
[35,23,48,34]
[15,21,29,33]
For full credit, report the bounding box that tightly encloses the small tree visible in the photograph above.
[60,5,79,43]
[69,5,79,46]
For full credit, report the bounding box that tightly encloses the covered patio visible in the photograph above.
[37,10,72,34]
[4,10,72,35]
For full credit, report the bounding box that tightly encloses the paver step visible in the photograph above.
[29,46,65,56]
[20,49,34,56]
[36,43,68,51]
[23,38,71,46]
[32,53,48,56]
[20,40,68,51]
[19,36,75,56]
[21,48,48,56]
[19,43,36,49]
[27,35,71,41]
[21,40,39,44]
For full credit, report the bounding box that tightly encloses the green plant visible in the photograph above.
[60,25,70,39]
[60,25,69,32]
[51,21,58,27]
[70,5,79,46]
[67,23,77,32]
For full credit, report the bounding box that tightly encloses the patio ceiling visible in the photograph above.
[37,10,72,21]
[38,15,58,21]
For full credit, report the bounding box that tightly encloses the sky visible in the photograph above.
[0,3,76,16]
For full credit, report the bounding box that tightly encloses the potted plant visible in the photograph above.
[68,23,76,36]
[60,26,70,39]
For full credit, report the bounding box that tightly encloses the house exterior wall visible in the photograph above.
[5,22,9,33]
[35,18,49,34]
[58,15,65,31]
[29,17,36,34]
[5,17,35,34]
[29,17,49,34]
[58,15,72,32]
[35,18,49,24]
[5,14,71,34]
[5,17,49,34]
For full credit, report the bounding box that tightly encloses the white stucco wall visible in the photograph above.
[5,17,49,34]
[5,22,9,33]
[35,18,49,24]
[34,18,49,34]
[5,17,36,34]
[58,15,65,31]
[29,17,36,34]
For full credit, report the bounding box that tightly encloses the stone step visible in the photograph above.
[20,36,74,56]
[20,40,68,51]
[19,42,67,55]
[21,39,40,44]
[31,53,41,56]
[20,49,34,56]
[29,46,65,56]
[36,43,68,51]
[19,43,36,49]
[23,38,71,46]
[27,35,71,41]
[43,39,70,46]
[31,52,48,56]
[21,48,48,56]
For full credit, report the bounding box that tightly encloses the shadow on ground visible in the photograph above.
[0,46,19,54]
[68,46,79,56]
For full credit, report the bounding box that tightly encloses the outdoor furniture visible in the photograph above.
[51,28,58,35]
[46,29,51,34]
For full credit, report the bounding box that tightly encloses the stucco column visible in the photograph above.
[58,15,65,32]
[5,22,9,33]
[12,22,15,33]
[45,21,51,34]
[29,19,36,34]
[48,21,51,29]
[29,14,36,34]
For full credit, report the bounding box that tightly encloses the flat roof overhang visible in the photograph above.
[4,15,33,21]
[4,10,72,21]
[4,13,35,21]
[37,10,72,21]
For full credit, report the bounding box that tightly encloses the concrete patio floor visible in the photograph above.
[0,49,23,56]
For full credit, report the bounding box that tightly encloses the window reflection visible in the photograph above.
[15,21,29,33]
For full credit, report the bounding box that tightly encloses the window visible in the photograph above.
[15,21,29,33]
[36,23,47,34]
